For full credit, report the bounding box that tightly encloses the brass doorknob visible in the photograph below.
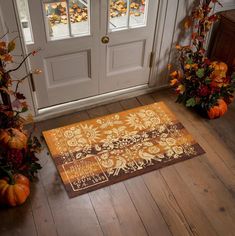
[101,36,109,44]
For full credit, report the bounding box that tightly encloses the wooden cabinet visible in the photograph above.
[209,10,235,73]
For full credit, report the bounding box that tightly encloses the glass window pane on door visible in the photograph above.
[16,0,34,44]
[69,0,90,36]
[43,0,69,40]
[43,0,90,41]
[109,0,128,31]
[129,0,147,27]
[109,0,148,32]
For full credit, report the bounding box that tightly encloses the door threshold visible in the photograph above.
[35,84,168,122]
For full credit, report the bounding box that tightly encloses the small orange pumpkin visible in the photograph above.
[211,61,228,73]
[207,99,228,119]
[0,128,27,149]
[211,61,228,80]
[0,174,30,207]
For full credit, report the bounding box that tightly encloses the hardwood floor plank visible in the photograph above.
[119,97,141,110]
[0,202,37,236]
[175,158,235,236]
[124,177,172,236]
[38,110,89,131]
[30,176,58,236]
[160,166,218,236]
[143,171,193,236]
[88,187,124,236]
[86,105,148,236]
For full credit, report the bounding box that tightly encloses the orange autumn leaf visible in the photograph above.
[0,41,6,48]
[170,70,182,80]
[170,71,178,78]
[170,79,178,86]
[184,17,192,29]
[184,64,191,70]
[175,45,181,50]
[2,54,13,62]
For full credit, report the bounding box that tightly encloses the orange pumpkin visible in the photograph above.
[211,61,228,73]
[0,174,30,207]
[211,61,228,80]
[0,128,27,149]
[207,99,228,119]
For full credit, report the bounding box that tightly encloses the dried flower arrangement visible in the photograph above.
[169,0,235,119]
[0,34,42,207]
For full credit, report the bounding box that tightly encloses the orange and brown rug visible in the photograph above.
[43,102,205,198]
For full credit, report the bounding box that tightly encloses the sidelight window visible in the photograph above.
[16,0,34,44]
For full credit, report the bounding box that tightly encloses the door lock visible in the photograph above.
[101,36,109,44]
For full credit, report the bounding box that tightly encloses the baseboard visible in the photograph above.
[34,84,169,122]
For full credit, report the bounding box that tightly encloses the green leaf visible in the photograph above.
[186,98,196,107]
[7,40,16,53]
[186,58,193,64]
[205,77,211,84]
[21,106,28,112]
[196,68,205,78]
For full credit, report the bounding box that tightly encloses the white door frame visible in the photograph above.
[0,0,167,120]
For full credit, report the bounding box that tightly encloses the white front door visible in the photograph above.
[16,0,159,109]
[100,0,159,93]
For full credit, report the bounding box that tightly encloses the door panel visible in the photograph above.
[44,51,90,84]
[107,40,145,76]
[22,0,100,108]
[99,0,159,94]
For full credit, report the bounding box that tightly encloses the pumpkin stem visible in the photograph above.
[0,166,15,185]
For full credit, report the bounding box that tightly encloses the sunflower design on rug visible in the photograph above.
[43,102,205,197]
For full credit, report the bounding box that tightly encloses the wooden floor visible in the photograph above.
[1,89,235,236]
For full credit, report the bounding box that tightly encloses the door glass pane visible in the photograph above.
[129,0,147,27]
[43,0,90,41]
[16,0,34,44]
[69,0,90,36]
[109,0,148,32]
[109,0,128,31]
[43,0,70,40]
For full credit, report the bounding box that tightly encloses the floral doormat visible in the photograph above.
[43,102,205,198]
